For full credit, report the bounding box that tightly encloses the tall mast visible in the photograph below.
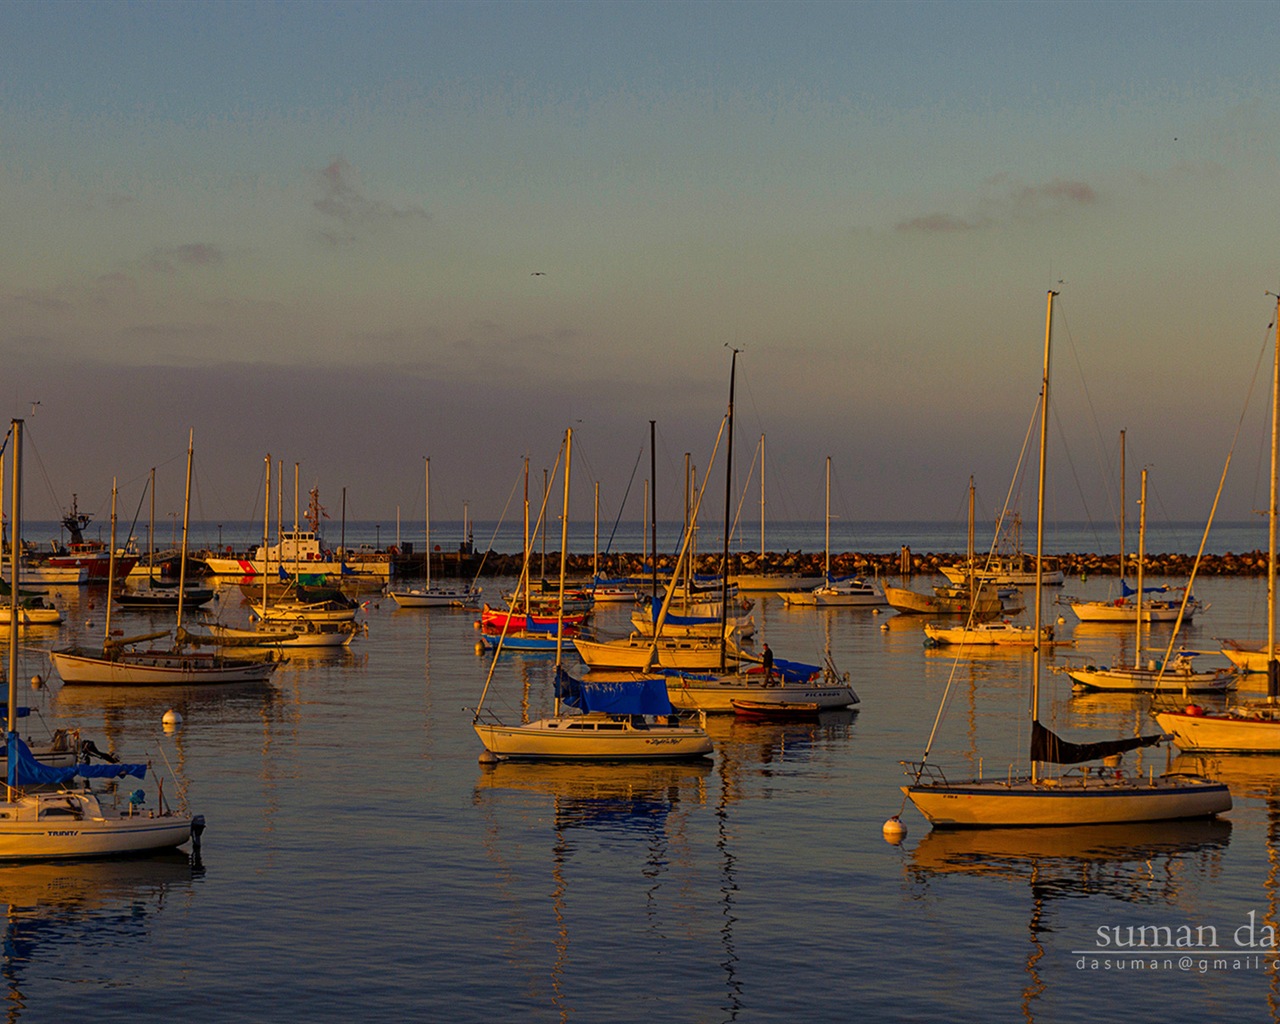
[262,455,271,610]
[649,421,657,609]
[824,456,832,581]
[1133,468,1147,670]
[176,429,193,631]
[6,420,20,797]
[553,429,572,713]
[1269,294,1280,699]
[720,348,738,671]
[430,458,435,591]
[760,434,766,556]
[1031,290,1056,781]
[1119,429,1127,578]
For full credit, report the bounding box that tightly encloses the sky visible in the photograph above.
[3,0,1279,537]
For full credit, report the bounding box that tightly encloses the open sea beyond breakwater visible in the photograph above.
[7,544,1280,1020]
[37,518,1275,560]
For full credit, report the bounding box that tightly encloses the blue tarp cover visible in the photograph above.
[6,734,147,788]
[1121,580,1171,597]
[556,669,674,715]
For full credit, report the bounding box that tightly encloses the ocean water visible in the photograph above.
[35,517,1273,561]
[4,568,1280,1021]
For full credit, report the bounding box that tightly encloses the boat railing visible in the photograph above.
[899,760,951,786]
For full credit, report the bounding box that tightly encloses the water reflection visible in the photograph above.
[908,820,1232,1021]
[0,852,200,1022]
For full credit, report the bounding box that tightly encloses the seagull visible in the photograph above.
[531,271,546,276]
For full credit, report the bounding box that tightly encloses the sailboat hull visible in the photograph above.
[1066,665,1235,694]
[665,675,859,713]
[49,647,278,685]
[473,715,714,760]
[1155,707,1280,752]
[902,775,1231,828]
[0,791,196,860]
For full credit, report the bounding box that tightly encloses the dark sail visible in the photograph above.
[1030,720,1163,765]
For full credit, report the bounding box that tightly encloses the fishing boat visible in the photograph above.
[900,291,1230,827]
[470,428,713,761]
[39,495,140,582]
[49,433,280,687]
[0,418,203,860]
[387,458,479,608]
[1156,295,1280,750]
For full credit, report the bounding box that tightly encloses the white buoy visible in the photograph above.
[30,674,43,690]
[880,622,889,631]
[882,815,907,844]
[1057,615,1065,625]
[162,709,183,730]
[474,641,486,656]
[478,749,499,764]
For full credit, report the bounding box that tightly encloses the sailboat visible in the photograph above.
[184,455,361,650]
[1066,444,1203,623]
[387,458,478,608]
[779,457,886,607]
[470,428,714,761]
[573,419,752,672]
[1063,467,1236,693]
[900,290,1231,827]
[49,433,281,686]
[0,418,202,859]
[115,468,214,610]
[1156,294,1280,750]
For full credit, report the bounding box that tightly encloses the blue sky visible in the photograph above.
[3,0,1278,534]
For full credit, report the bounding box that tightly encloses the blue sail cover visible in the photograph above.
[646,605,721,627]
[1121,580,1171,597]
[6,734,147,788]
[658,658,822,684]
[556,669,675,715]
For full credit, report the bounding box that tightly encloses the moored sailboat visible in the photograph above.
[900,291,1230,827]
[470,428,713,761]
[0,418,202,859]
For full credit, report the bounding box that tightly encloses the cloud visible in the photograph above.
[313,158,429,245]
[145,243,226,274]
[896,175,1098,233]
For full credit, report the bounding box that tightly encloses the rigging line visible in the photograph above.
[1152,303,1277,685]
[473,435,568,717]
[600,445,644,560]
[467,460,529,585]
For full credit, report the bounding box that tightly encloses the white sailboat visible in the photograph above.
[0,418,202,860]
[49,433,280,687]
[779,457,885,607]
[1157,294,1280,750]
[387,458,478,608]
[471,429,714,761]
[901,290,1230,827]
[1064,468,1236,693]
[1066,450,1204,623]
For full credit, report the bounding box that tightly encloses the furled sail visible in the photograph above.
[1030,720,1162,765]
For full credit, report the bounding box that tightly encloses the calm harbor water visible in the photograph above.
[5,552,1280,1020]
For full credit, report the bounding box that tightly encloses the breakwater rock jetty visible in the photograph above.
[433,548,1273,579]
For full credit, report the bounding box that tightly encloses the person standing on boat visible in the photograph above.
[762,643,774,684]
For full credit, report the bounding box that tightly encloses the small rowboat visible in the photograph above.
[730,698,823,720]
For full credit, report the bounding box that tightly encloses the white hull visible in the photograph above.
[923,621,1047,646]
[0,790,196,860]
[573,636,748,671]
[780,580,886,607]
[249,600,359,623]
[903,774,1231,827]
[388,587,477,608]
[206,622,358,648]
[940,565,1065,587]
[665,674,858,713]
[730,574,822,593]
[1066,664,1234,693]
[1069,598,1198,623]
[1155,706,1280,752]
[2,562,87,585]
[49,647,278,685]
[473,713,713,760]
[0,606,63,625]
[628,612,754,639]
